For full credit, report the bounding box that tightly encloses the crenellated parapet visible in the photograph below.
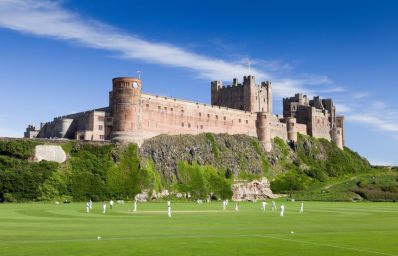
[211,76,272,113]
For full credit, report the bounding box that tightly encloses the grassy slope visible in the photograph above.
[293,168,398,201]
[0,201,397,256]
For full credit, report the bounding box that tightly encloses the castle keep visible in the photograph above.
[25,76,345,151]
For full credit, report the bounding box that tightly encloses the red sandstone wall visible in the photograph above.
[270,120,288,140]
[296,123,308,135]
[310,112,331,140]
[139,94,258,139]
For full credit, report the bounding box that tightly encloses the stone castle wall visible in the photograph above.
[308,108,331,140]
[296,123,308,135]
[28,75,345,151]
[139,93,258,140]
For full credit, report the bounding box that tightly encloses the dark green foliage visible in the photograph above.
[0,155,59,202]
[0,140,39,159]
[304,167,328,182]
[0,140,163,202]
[67,144,114,201]
[177,161,232,200]
[270,171,308,194]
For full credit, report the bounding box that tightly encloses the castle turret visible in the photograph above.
[286,117,297,142]
[256,112,272,152]
[243,75,257,112]
[110,77,143,144]
[211,80,222,105]
[58,118,73,138]
[336,115,345,147]
[335,127,344,150]
[267,81,272,114]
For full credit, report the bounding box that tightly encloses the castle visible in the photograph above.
[24,75,345,151]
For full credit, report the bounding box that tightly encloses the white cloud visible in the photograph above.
[371,101,386,110]
[0,0,267,81]
[334,103,351,113]
[2,0,398,154]
[353,92,368,99]
[0,0,336,98]
[348,114,398,133]
[318,86,346,93]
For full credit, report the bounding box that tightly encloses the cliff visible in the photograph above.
[0,134,396,202]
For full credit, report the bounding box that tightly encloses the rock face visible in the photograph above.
[232,178,277,201]
[140,133,265,182]
[34,145,67,163]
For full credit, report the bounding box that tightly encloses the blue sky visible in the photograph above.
[0,0,397,165]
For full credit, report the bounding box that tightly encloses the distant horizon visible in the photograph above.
[1,0,398,166]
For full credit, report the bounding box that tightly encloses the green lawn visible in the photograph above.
[0,201,397,256]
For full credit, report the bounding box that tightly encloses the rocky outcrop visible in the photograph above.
[34,145,67,163]
[232,178,278,201]
[140,133,265,182]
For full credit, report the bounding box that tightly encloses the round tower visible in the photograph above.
[286,117,297,142]
[256,112,272,152]
[110,77,143,144]
[335,127,344,150]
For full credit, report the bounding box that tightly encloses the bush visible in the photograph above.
[304,168,328,182]
[251,138,269,176]
[206,133,220,159]
[0,140,39,159]
[3,193,17,202]
[270,172,307,194]
[177,161,232,200]
[353,188,398,201]
[0,156,59,201]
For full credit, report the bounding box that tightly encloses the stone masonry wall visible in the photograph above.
[139,93,258,140]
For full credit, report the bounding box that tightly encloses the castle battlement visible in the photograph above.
[26,75,345,151]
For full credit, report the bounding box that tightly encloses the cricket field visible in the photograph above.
[0,201,397,256]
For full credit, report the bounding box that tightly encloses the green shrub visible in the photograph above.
[0,140,39,159]
[251,138,269,176]
[206,133,220,159]
[304,167,328,182]
[274,137,289,158]
[177,161,232,200]
[270,172,308,194]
